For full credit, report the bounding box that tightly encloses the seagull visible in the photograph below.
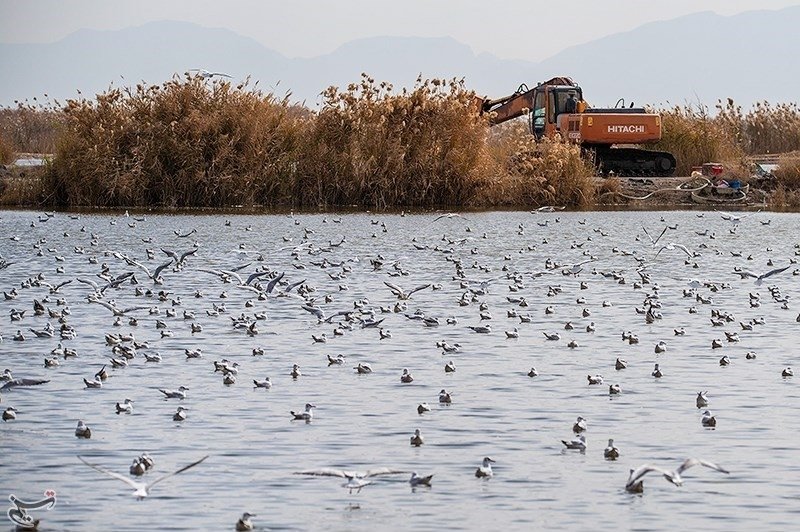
[626,458,729,492]
[236,513,256,531]
[172,406,188,421]
[115,398,134,414]
[716,209,760,224]
[433,213,466,222]
[642,225,668,247]
[295,467,408,493]
[410,429,424,446]
[562,434,587,451]
[291,403,316,421]
[0,377,50,391]
[253,377,272,388]
[655,242,693,259]
[159,386,189,399]
[696,391,709,408]
[475,457,495,478]
[409,472,434,487]
[604,439,620,459]
[735,265,791,286]
[78,455,209,499]
[383,281,431,300]
[75,420,92,438]
[189,69,232,79]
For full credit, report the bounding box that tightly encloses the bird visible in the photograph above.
[701,410,717,427]
[409,472,434,487]
[78,455,209,499]
[291,403,316,421]
[253,377,272,388]
[189,69,232,79]
[604,439,620,459]
[782,367,794,377]
[410,429,424,446]
[75,420,92,438]
[400,368,414,383]
[172,406,188,421]
[417,403,431,414]
[159,386,189,399]
[562,434,587,451]
[652,364,664,378]
[3,406,17,421]
[573,416,587,433]
[354,363,372,374]
[625,458,729,492]
[734,265,791,286]
[0,378,49,391]
[115,398,134,414]
[475,457,495,478]
[236,513,256,531]
[383,281,431,300]
[587,374,603,385]
[295,467,408,493]
[696,391,709,408]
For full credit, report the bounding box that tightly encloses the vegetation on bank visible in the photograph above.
[2,76,800,209]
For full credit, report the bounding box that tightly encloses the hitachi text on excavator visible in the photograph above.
[478,76,676,176]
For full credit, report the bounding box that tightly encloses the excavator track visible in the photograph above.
[589,146,676,177]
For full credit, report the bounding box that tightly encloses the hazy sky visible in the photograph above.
[2,0,799,61]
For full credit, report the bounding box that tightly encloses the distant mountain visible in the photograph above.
[1,8,798,109]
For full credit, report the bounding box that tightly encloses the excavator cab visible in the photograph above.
[530,85,584,139]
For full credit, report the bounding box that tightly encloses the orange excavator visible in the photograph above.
[478,76,676,176]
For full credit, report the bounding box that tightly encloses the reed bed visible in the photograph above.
[0,104,62,155]
[0,134,13,165]
[45,76,309,207]
[295,75,492,208]
[483,120,596,208]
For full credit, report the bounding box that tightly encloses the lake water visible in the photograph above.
[1,209,799,531]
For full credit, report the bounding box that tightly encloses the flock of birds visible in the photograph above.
[1,207,798,529]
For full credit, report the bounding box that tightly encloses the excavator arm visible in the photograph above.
[479,84,537,125]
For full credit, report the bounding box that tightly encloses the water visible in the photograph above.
[1,209,799,531]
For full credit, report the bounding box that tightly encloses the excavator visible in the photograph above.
[478,76,676,176]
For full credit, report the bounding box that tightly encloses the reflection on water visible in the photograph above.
[1,209,799,531]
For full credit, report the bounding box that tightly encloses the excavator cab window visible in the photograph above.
[530,90,546,139]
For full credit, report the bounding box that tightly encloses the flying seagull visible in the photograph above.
[295,467,408,493]
[78,455,209,499]
[189,69,232,79]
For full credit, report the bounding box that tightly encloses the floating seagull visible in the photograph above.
[562,434,587,451]
[701,410,717,427]
[236,512,256,531]
[75,420,92,438]
[696,391,709,408]
[115,398,134,414]
[409,472,434,487]
[295,467,408,493]
[604,439,620,460]
[78,455,209,499]
[475,457,495,478]
[291,403,316,421]
[159,386,189,399]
